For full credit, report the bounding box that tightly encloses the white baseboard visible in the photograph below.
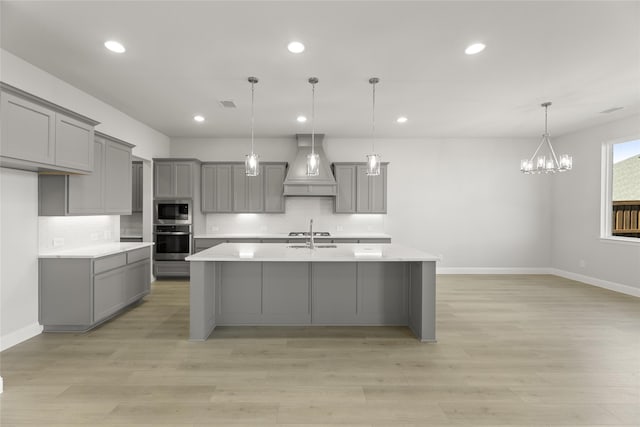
[0,322,43,352]
[437,267,552,275]
[549,268,640,298]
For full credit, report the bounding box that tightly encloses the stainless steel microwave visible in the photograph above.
[154,200,192,224]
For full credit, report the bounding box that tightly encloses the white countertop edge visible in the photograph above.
[193,233,392,239]
[186,243,439,263]
[39,242,154,259]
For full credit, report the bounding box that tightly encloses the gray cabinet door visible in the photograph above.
[356,165,371,212]
[174,162,194,198]
[55,114,94,172]
[262,262,310,323]
[233,164,265,213]
[356,164,387,213]
[1,91,55,165]
[132,162,143,212]
[67,139,105,214]
[124,259,150,304]
[264,164,286,213]
[312,262,358,324]
[334,165,356,213]
[218,262,262,323]
[154,162,174,198]
[202,164,233,213]
[104,140,132,214]
[94,267,127,323]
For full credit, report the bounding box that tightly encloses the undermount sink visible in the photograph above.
[287,244,338,249]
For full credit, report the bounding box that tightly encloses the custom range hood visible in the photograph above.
[283,134,337,196]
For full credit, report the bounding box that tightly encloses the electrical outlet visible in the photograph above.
[336,225,344,231]
[210,225,219,232]
[53,237,64,247]
[579,259,586,268]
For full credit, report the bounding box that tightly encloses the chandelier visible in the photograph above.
[520,102,572,174]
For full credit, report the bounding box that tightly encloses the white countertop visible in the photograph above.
[39,242,154,259]
[186,242,439,262]
[193,233,392,240]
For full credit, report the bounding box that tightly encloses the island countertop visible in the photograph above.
[186,242,439,262]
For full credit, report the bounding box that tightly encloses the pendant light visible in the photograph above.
[520,102,572,174]
[307,77,320,176]
[366,77,381,176]
[245,76,260,176]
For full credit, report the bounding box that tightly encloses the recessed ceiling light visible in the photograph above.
[104,40,126,53]
[296,115,307,123]
[287,41,305,54]
[465,43,485,55]
[193,115,205,122]
[396,116,408,124]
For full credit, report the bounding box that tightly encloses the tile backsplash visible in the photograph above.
[205,197,386,234]
[39,215,120,251]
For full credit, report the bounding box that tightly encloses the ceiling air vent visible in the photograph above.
[219,100,237,109]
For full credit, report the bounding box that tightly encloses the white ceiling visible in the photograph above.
[1,1,639,139]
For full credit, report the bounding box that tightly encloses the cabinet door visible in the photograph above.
[334,165,356,213]
[1,91,55,165]
[55,113,94,172]
[262,262,310,323]
[174,162,194,198]
[67,139,105,214]
[154,162,175,198]
[94,267,126,323]
[218,262,262,323]
[232,165,248,212]
[264,164,286,213]
[355,165,371,212]
[202,164,233,213]
[369,164,387,213]
[104,141,132,214]
[312,262,358,324]
[247,168,264,212]
[124,259,150,304]
[132,162,143,212]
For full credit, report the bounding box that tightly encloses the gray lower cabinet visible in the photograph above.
[153,159,199,199]
[312,262,358,324]
[39,132,134,216]
[333,163,388,214]
[0,83,99,173]
[201,162,287,213]
[39,247,151,331]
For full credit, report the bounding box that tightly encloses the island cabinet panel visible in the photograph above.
[262,262,310,323]
[312,262,358,324]
[218,262,263,323]
[201,164,233,213]
[357,262,408,324]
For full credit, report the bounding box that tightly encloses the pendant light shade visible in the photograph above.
[520,102,572,174]
[366,77,381,176]
[307,77,320,176]
[245,76,260,176]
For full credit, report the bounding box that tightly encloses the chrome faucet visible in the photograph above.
[308,219,315,249]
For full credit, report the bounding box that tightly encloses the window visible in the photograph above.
[602,138,640,240]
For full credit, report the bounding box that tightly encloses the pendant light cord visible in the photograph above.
[372,80,376,153]
[250,80,255,155]
[311,81,316,155]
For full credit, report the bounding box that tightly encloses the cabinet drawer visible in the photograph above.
[94,253,127,274]
[127,247,149,264]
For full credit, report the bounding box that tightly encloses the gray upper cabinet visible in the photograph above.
[131,161,143,212]
[333,163,388,214]
[39,132,134,216]
[264,163,286,213]
[201,162,287,213]
[201,163,233,213]
[0,83,99,173]
[153,159,197,199]
[233,164,264,213]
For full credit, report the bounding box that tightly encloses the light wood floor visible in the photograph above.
[1,275,638,426]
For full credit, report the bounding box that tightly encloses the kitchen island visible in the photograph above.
[186,243,439,342]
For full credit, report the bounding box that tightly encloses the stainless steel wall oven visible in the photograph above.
[153,224,192,261]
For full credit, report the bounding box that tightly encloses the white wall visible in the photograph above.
[551,114,640,294]
[0,50,170,351]
[171,135,551,270]
[0,169,41,351]
[39,216,119,252]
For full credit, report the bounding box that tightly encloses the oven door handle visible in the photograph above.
[154,232,192,235]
